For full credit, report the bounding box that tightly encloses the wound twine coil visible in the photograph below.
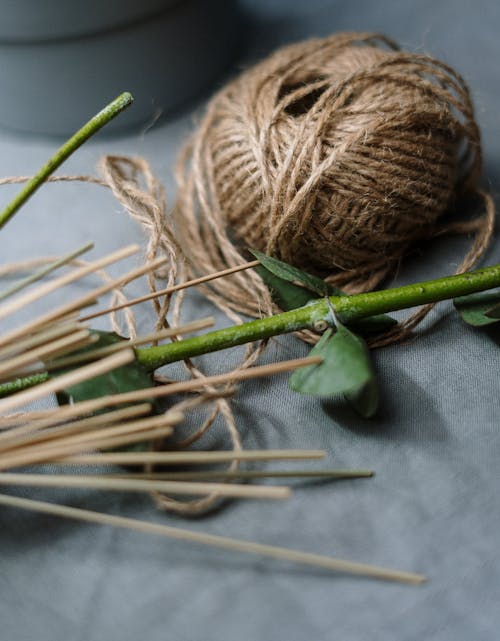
[173,32,494,344]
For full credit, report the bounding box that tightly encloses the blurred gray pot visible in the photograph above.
[0,0,241,136]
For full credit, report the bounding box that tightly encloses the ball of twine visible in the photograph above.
[173,32,494,343]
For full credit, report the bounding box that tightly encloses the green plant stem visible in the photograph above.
[137,263,500,371]
[0,374,51,397]
[0,92,133,231]
[1,262,500,397]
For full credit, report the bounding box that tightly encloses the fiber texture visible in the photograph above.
[173,32,493,341]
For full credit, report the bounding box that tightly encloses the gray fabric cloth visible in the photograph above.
[1,1,499,639]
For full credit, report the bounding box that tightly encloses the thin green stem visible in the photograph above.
[0,374,50,397]
[332,265,500,322]
[1,262,500,397]
[0,242,94,302]
[137,263,500,371]
[0,92,133,230]
[139,305,319,370]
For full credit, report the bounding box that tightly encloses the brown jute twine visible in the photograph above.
[172,32,494,346]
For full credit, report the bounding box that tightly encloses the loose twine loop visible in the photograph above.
[0,32,495,514]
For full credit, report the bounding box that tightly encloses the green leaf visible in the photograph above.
[250,248,334,296]
[251,249,396,334]
[254,265,317,311]
[52,330,155,405]
[289,325,379,418]
[453,290,500,326]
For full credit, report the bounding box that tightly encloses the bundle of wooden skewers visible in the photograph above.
[0,93,428,586]
[0,238,426,585]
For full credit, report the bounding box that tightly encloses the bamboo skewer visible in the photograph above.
[0,244,140,321]
[33,333,98,363]
[0,247,165,349]
[55,449,326,466]
[0,355,322,441]
[0,403,153,450]
[0,401,154,436]
[0,410,59,429]
[0,492,426,584]
[99,356,323,403]
[0,396,112,430]
[0,241,94,302]
[0,349,135,414]
[0,422,178,471]
[81,260,260,322]
[8,318,215,380]
[0,329,95,380]
[0,473,291,500]
[0,303,89,352]
[38,254,169,324]
[112,469,375,481]
[0,354,321,448]
[0,319,87,361]
[15,410,181,454]
[0,411,184,470]
[0,403,113,431]
[65,425,175,452]
[42,317,215,371]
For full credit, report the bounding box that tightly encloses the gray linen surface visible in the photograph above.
[0,1,499,640]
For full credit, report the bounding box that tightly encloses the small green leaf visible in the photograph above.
[250,248,334,296]
[254,265,316,311]
[251,249,396,334]
[52,330,154,405]
[289,325,379,417]
[454,290,500,326]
